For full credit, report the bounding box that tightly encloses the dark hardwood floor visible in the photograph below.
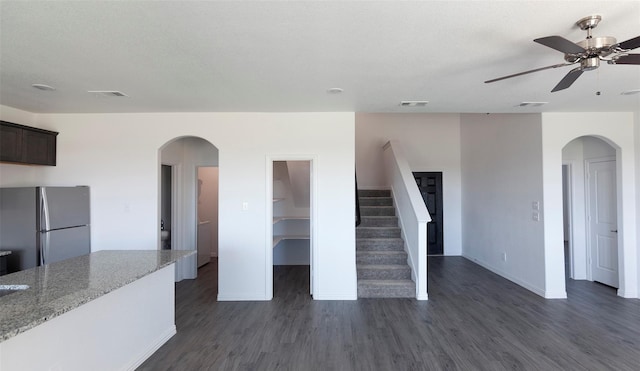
[138,257,640,370]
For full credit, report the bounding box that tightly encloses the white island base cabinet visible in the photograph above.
[0,264,175,371]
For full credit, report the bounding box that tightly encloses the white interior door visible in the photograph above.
[588,159,618,288]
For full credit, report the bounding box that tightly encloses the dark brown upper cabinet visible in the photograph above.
[0,121,58,166]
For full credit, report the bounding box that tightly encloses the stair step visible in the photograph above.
[356,251,407,265]
[357,265,412,280]
[359,197,393,207]
[357,238,404,251]
[359,216,398,227]
[357,279,415,298]
[356,227,400,238]
[356,190,414,298]
[358,189,390,197]
[360,206,395,216]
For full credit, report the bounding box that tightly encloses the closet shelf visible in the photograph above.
[273,235,311,247]
[273,216,310,224]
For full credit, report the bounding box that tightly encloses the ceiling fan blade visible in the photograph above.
[534,36,586,54]
[611,54,640,65]
[485,63,573,84]
[551,67,583,92]
[618,35,640,51]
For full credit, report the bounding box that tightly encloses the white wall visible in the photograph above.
[355,113,462,255]
[562,138,587,280]
[460,113,546,296]
[0,108,356,300]
[636,110,640,295]
[198,166,218,257]
[542,112,637,299]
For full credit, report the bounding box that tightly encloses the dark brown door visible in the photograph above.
[413,172,443,255]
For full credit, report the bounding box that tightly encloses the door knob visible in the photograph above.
[611,230,618,233]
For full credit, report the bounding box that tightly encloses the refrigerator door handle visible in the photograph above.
[40,232,49,265]
[40,187,51,232]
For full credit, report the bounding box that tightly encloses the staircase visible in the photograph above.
[356,189,415,298]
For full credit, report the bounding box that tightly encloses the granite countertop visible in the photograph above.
[0,250,194,342]
[0,251,11,257]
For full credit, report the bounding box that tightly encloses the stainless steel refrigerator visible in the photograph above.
[0,186,90,273]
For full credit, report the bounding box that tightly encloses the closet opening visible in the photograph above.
[271,160,312,298]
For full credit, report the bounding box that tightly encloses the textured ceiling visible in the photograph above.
[1,1,639,114]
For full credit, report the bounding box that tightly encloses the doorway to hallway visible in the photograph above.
[561,136,619,293]
[413,172,443,255]
[159,136,219,282]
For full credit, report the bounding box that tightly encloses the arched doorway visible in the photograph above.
[541,113,637,299]
[159,136,219,282]
[562,136,619,290]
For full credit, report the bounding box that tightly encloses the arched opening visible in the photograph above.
[561,135,621,294]
[158,136,219,286]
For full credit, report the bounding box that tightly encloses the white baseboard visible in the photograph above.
[461,254,553,298]
[313,294,357,300]
[126,326,177,371]
[217,293,270,301]
[617,288,639,299]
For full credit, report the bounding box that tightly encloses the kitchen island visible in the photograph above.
[0,250,194,371]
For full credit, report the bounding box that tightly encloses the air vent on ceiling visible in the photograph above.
[400,100,429,107]
[621,89,640,95]
[32,84,56,91]
[517,102,548,107]
[88,90,128,97]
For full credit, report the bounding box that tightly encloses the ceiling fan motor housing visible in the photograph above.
[581,56,600,71]
[564,36,618,63]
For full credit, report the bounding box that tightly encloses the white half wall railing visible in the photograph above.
[383,140,430,300]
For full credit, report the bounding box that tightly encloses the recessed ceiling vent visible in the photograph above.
[88,90,128,97]
[517,102,548,107]
[32,84,56,91]
[621,89,640,95]
[400,100,429,107]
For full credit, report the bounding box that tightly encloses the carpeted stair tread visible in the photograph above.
[357,264,411,279]
[358,189,390,197]
[359,197,393,206]
[356,227,401,238]
[357,279,415,298]
[359,216,398,227]
[360,206,395,216]
[357,251,407,265]
[356,238,404,251]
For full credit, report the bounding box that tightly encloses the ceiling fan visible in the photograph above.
[485,15,640,92]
